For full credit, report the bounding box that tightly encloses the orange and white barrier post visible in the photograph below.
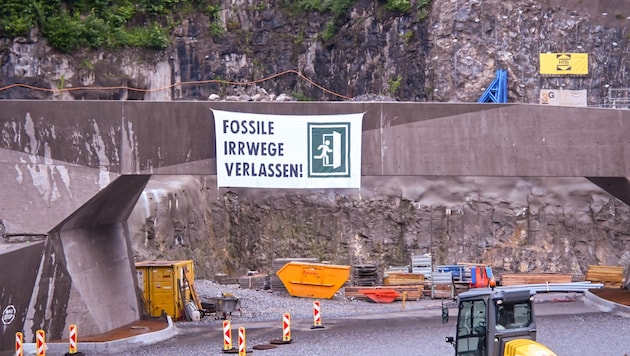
[222,320,233,351]
[15,332,23,356]
[238,327,246,356]
[69,324,78,354]
[282,312,291,342]
[36,329,46,356]
[311,300,324,329]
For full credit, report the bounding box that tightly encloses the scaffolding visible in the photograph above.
[478,69,508,103]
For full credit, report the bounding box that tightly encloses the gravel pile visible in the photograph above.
[186,280,584,325]
[188,280,444,324]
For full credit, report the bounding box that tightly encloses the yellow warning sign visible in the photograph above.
[539,53,588,76]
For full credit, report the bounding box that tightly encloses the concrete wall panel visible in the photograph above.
[122,102,215,174]
[0,101,124,170]
[2,101,628,181]
[377,104,628,176]
[0,100,629,352]
[0,242,45,349]
[60,225,139,334]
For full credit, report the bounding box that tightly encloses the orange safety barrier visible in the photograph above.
[311,300,325,329]
[15,332,23,356]
[222,320,233,351]
[238,327,246,356]
[36,330,45,356]
[69,324,78,354]
[282,313,291,342]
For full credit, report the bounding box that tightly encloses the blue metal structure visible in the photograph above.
[478,69,508,103]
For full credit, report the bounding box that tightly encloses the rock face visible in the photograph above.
[1,1,629,280]
[127,175,630,280]
[1,1,628,104]
[426,0,629,103]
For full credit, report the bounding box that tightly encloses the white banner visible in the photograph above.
[213,110,363,189]
[539,89,587,107]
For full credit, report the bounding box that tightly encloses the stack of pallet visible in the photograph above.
[238,273,269,290]
[383,273,425,286]
[411,254,432,280]
[500,273,573,286]
[352,264,379,286]
[586,265,626,288]
[214,273,239,285]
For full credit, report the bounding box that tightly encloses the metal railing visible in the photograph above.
[597,87,630,109]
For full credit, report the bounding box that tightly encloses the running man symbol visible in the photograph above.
[316,132,342,169]
[315,138,334,167]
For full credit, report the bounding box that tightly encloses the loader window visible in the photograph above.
[456,299,487,356]
[496,301,532,330]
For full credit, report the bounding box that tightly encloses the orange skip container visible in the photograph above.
[276,262,351,299]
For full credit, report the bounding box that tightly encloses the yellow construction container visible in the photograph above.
[135,260,196,320]
[276,261,351,299]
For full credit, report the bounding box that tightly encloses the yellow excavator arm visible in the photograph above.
[504,339,557,356]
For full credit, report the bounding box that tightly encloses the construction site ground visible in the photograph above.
[46,287,630,345]
[49,317,169,343]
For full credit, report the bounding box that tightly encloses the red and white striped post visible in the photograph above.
[36,329,46,356]
[282,312,291,342]
[222,320,233,351]
[238,327,246,356]
[69,324,78,354]
[15,332,23,356]
[311,300,324,329]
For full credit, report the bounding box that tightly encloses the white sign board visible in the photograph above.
[539,89,587,107]
[213,110,363,189]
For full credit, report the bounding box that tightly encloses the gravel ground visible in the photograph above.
[190,280,445,322]
[82,282,629,356]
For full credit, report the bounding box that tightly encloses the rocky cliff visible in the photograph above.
[1,0,628,104]
[1,0,629,280]
[126,175,630,280]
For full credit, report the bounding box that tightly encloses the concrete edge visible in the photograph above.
[23,316,178,355]
[583,290,630,318]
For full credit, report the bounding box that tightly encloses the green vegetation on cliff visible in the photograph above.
[0,0,430,52]
[1,0,182,52]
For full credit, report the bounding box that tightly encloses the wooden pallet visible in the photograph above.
[586,265,625,288]
[383,273,425,286]
[500,273,573,286]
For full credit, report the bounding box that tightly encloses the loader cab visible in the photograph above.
[444,287,539,356]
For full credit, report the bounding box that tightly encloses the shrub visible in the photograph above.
[321,20,337,41]
[43,13,90,52]
[385,0,412,13]
[0,1,38,37]
[388,74,402,96]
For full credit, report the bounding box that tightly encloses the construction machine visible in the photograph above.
[442,286,556,356]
